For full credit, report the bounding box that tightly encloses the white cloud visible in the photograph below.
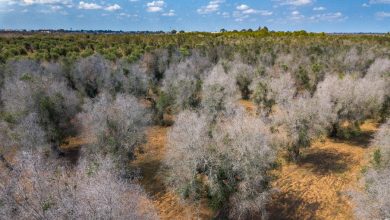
[146,0,165,12]
[23,0,67,4]
[235,4,272,16]
[309,12,346,21]
[370,0,390,3]
[78,1,102,10]
[259,10,273,16]
[221,11,229,17]
[290,10,304,20]
[162,9,175,16]
[276,0,312,6]
[2,0,72,6]
[197,0,224,14]
[292,10,300,15]
[313,6,326,11]
[105,4,121,11]
[78,2,121,11]
[119,12,138,18]
[233,4,272,21]
[376,11,390,18]
[236,4,249,11]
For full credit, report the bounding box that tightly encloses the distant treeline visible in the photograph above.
[1,30,389,64]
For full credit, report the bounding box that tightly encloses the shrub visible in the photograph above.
[71,55,111,98]
[201,64,239,120]
[1,69,80,146]
[121,64,149,97]
[225,61,255,100]
[351,168,390,219]
[351,122,390,219]
[250,73,296,115]
[236,74,252,100]
[366,58,390,78]
[165,109,275,219]
[351,120,390,219]
[78,93,149,163]
[314,74,387,138]
[272,95,331,160]
[161,53,211,111]
[0,151,158,220]
[372,120,390,166]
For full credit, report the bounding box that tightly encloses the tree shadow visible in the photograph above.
[333,130,375,148]
[299,149,351,175]
[335,131,375,148]
[268,190,320,220]
[134,158,167,196]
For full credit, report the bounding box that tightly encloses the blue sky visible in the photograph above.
[0,0,389,32]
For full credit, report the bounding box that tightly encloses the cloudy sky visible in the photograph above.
[0,0,389,32]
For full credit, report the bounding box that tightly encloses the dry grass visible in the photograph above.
[239,99,256,115]
[267,121,378,220]
[60,136,96,151]
[133,126,213,220]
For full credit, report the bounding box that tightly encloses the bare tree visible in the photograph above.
[165,108,275,219]
[250,73,296,115]
[0,151,158,220]
[373,120,390,166]
[1,72,81,145]
[201,64,239,120]
[314,74,387,137]
[351,121,390,219]
[78,92,149,163]
[271,94,331,160]
[71,55,111,98]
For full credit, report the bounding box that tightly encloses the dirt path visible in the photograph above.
[133,126,213,220]
[268,122,378,220]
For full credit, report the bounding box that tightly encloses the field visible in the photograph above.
[0,32,389,219]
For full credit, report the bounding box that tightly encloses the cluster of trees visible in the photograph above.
[0,58,156,218]
[0,32,389,219]
[164,54,388,218]
[0,153,158,220]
